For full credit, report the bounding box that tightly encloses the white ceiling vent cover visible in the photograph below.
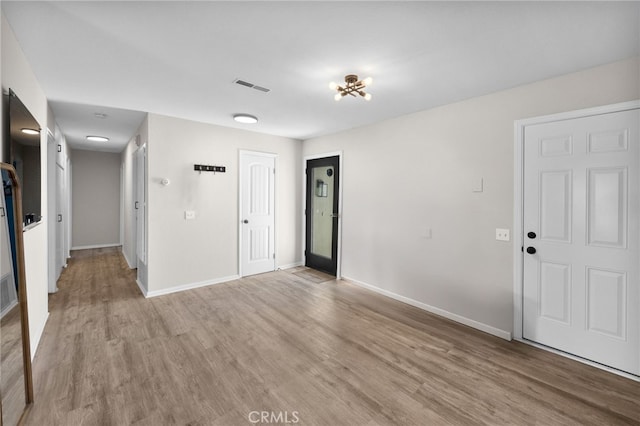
[233,79,271,93]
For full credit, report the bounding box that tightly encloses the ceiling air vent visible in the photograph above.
[233,79,271,93]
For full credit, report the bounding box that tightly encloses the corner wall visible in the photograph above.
[146,114,302,294]
[302,57,640,338]
[1,13,50,354]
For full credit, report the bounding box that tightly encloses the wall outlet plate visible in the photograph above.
[496,228,510,241]
[185,210,196,220]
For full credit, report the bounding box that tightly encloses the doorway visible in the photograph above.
[515,102,639,377]
[305,155,340,276]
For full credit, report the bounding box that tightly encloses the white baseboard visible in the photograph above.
[135,278,148,298]
[122,250,135,269]
[71,243,121,250]
[144,275,241,298]
[31,311,50,361]
[515,338,639,382]
[342,276,512,341]
[278,261,303,270]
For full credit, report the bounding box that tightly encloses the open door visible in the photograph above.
[305,156,339,276]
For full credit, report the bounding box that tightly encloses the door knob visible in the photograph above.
[526,247,536,254]
[527,232,536,239]
[243,219,249,224]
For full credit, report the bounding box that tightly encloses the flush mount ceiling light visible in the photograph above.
[86,135,109,142]
[233,114,258,124]
[21,128,40,135]
[329,74,372,101]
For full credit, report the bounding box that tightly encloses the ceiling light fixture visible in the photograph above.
[233,114,258,124]
[329,74,373,101]
[21,128,40,135]
[86,135,109,142]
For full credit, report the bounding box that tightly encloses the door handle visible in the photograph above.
[526,247,536,254]
[57,214,62,223]
[330,213,339,218]
[243,219,249,224]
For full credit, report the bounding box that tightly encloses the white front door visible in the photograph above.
[240,151,276,277]
[523,108,639,376]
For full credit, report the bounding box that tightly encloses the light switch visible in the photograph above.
[185,210,196,220]
[496,228,510,241]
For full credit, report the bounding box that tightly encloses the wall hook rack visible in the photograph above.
[194,164,226,174]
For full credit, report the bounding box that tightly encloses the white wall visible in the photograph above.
[1,13,50,355]
[71,149,121,249]
[303,57,640,338]
[146,113,301,294]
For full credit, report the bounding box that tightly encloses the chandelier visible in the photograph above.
[329,74,372,101]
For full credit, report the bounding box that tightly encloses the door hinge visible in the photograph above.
[273,168,276,174]
[273,253,275,259]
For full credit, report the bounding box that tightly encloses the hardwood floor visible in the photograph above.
[22,248,639,425]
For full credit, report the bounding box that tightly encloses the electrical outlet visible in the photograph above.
[496,228,510,241]
[185,210,196,220]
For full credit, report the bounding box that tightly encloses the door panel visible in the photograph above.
[240,152,275,277]
[55,163,65,280]
[135,145,146,265]
[523,108,639,376]
[305,156,339,275]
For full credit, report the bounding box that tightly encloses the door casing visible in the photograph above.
[513,100,640,380]
[302,151,343,278]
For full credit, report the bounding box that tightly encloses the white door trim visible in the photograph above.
[513,100,640,380]
[302,151,343,279]
[238,150,277,277]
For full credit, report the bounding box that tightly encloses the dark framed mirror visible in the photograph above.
[6,89,42,227]
[1,163,34,424]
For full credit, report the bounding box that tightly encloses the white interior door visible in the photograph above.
[55,163,65,280]
[240,151,276,277]
[523,108,639,376]
[135,145,146,265]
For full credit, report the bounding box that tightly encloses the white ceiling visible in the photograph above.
[3,1,639,152]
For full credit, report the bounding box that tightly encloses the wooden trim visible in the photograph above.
[0,163,34,409]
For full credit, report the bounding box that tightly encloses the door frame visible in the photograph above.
[238,150,278,277]
[302,151,343,278]
[513,100,640,379]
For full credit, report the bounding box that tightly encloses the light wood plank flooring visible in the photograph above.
[22,248,639,425]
